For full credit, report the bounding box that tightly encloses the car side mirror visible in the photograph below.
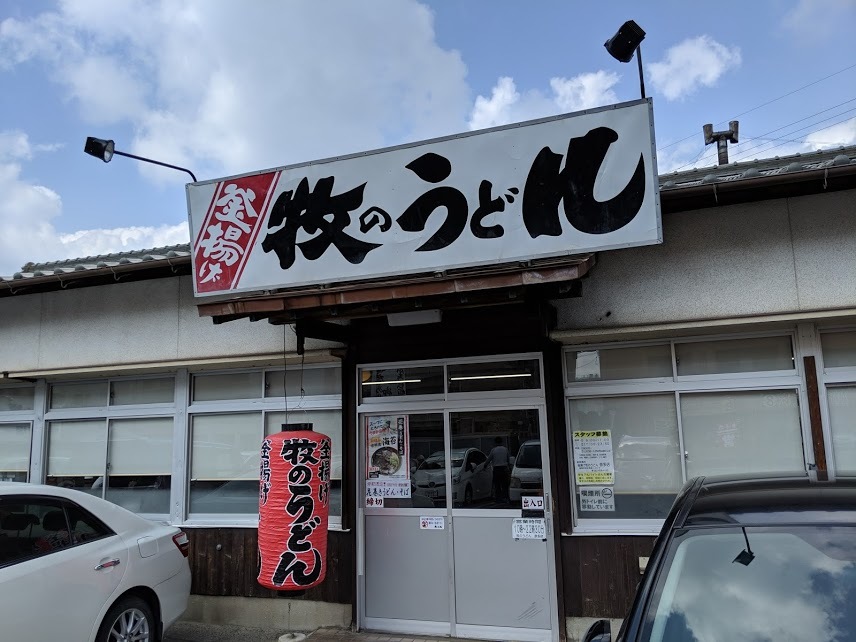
[583,619,611,642]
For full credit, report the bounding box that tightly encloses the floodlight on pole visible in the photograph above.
[604,20,647,99]
[83,137,198,182]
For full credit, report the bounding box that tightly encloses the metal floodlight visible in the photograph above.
[604,20,646,63]
[83,136,198,182]
[84,137,115,163]
[604,20,647,99]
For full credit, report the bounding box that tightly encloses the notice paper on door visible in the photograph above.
[419,516,445,530]
[580,486,615,512]
[572,429,615,485]
[512,518,546,540]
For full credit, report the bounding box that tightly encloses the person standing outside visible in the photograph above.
[486,436,511,503]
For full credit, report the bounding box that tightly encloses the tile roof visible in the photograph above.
[2,144,855,287]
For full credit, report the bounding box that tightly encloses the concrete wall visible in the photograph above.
[0,274,338,373]
[555,190,856,331]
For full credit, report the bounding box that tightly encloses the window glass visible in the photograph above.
[826,386,856,475]
[64,504,112,545]
[265,410,343,517]
[0,387,35,411]
[265,367,341,397]
[0,423,30,482]
[569,395,682,520]
[369,413,445,509]
[192,372,262,402]
[566,345,673,382]
[106,417,172,514]
[675,336,794,376]
[189,412,261,514]
[110,378,175,405]
[680,390,805,478]
[360,366,444,400]
[821,331,856,369]
[0,499,69,565]
[50,382,106,409]
[448,360,541,393]
[642,527,856,642]
[46,420,106,496]
[450,409,540,510]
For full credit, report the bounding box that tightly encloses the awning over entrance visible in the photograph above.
[196,254,594,325]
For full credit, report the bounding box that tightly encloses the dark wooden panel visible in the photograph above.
[561,536,657,618]
[803,355,829,481]
[186,528,354,604]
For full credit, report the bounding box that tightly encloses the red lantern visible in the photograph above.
[258,424,331,591]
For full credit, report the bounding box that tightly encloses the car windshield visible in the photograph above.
[515,443,541,468]
[642,525,856,642]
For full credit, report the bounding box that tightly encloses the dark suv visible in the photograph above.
[586,475,856,642]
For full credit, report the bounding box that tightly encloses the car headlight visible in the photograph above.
[510,477,521,488]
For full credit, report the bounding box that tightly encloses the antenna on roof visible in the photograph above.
[703,121,739,165]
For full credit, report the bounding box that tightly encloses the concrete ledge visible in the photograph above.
[566,617,624,642]
[182,595,352,632]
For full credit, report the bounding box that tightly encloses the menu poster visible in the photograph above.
[572,429,615,485]
[365,415,411,498]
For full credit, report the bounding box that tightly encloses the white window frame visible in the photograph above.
[816,326,856,481]
[564,331,814,535]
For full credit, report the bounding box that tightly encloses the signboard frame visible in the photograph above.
[187,98,661,298]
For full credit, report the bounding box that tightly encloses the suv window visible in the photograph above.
[470,451,487,466]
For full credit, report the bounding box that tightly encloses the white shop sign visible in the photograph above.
[580,486,615,512]
[188,99,661,297]
[512,518,547,541]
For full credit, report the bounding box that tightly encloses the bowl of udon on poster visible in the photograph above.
[366,415,409,483]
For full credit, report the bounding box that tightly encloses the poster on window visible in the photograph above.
[572,429,615,485]
[365,415,411,498]
[580,486,615,512]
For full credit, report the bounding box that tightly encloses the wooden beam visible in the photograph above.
[803,355,828,481]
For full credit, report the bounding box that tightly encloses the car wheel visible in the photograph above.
[464,485,473,506]
[97,595,155,642]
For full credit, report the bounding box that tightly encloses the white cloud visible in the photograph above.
[648,36,741,101]
[0,129,187,275]
[805,116,856,148]
[468,71,619,130]
[782,0,856,42]
[0,1,471,183]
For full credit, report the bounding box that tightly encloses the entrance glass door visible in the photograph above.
[361,404,554,641]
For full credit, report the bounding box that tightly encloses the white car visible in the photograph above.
[0,482,191,642]
[412,448,493,506]
[509,439,543,503]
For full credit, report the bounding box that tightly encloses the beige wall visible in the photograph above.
[0,274,338,373]
[555,190,856,331]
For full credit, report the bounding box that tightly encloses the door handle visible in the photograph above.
[95,558,121,570]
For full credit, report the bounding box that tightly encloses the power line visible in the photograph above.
[656,61,856,152]
[734,107,856,159]
[729,111,856,163]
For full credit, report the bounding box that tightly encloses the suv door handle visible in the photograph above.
[95,558,121,570]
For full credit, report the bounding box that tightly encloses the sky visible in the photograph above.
[1,0,855,275]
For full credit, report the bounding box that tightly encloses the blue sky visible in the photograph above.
[1,0,855,274]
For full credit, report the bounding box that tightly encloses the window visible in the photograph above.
[193,372,262,402]
[0,386,34,411]
[565,335,808,531]
[265,367,341,397]
[360,365,444,399]
[0,499,69,566]
[826,387,856,476]
[448,359,541,393]
[566,344,672,382]
[0,423,31,482]
[64,503,112,545]
[821,331,856,369]
[45,378,175,515]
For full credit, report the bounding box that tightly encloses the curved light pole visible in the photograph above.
[84,137,198,182]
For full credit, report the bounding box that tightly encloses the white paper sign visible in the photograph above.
[419,516,445,530]
[572,430,615,485]
[522,496,545,511]
[188,100,661,297]
[580,486,615,512]
[512,518,547,540]
[365,494,384,508]
[365,478,411,499]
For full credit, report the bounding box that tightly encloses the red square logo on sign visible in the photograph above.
[193,171,281,293]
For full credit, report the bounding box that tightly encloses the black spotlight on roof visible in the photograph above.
[604,20,647,98]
